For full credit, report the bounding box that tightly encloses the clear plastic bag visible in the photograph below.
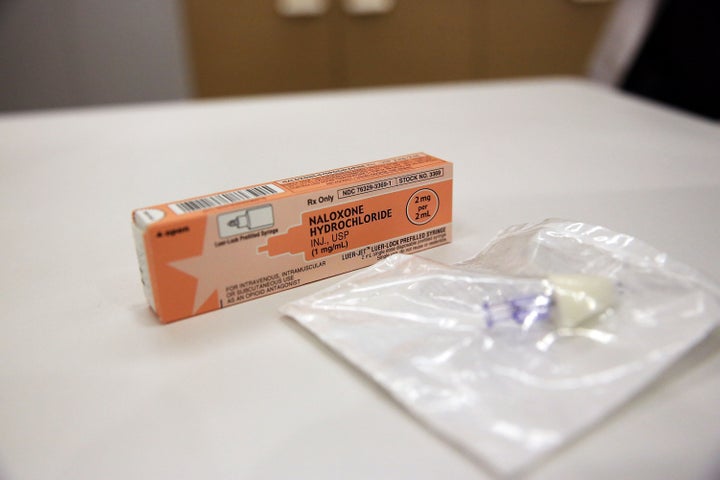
[280,220,720,474]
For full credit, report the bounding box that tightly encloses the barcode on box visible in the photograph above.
[169,184,284,214]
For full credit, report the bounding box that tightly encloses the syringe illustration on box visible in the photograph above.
[217,205,274,238]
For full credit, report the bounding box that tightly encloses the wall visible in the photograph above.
[0,1,613,111]
[0,0,189,111]
[184,0,613,98]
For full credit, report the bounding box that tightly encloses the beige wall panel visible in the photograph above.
[339,0,478,87]
[182,1,612,98]
[475,0,612,78]
[184,1,337,97]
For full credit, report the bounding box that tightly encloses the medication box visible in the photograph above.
[132,153,453,322]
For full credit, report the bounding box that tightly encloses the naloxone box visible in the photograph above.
[132,153,452,322]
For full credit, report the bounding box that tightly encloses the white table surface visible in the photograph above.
[1,78,719,479]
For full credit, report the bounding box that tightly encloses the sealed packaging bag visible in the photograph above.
[281,220,720,474]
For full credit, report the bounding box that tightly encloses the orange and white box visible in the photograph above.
[132,153,453,323]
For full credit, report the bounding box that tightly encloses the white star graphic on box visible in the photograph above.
[168,219,238,313]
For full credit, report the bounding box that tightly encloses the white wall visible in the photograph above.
[0,0,189,111]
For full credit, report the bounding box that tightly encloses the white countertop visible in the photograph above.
[1,78,719,479]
